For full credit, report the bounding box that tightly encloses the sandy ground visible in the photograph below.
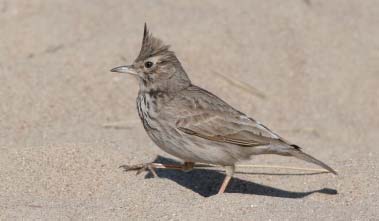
[1,0,378,220]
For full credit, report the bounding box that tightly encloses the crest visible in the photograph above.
[136,23,171,61]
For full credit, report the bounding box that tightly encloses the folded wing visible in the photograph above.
[176,111,284,147]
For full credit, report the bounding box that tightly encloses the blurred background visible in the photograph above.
[0,0,378,220]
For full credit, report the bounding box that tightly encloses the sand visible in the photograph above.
[1,0,378,220]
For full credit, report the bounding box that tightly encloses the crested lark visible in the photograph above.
[111,24,336,194]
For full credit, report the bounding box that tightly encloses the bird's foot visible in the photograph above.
[119,162,195,177]
[119,163,159,177]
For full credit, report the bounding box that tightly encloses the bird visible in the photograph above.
[110,24,337,194]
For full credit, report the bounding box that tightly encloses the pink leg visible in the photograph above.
[217,165,235,194]
[218,175,232,194]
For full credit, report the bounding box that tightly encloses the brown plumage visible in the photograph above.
[111,24,336,194]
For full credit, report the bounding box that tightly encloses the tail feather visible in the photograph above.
[289,148,337,175]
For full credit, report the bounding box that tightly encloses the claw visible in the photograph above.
[136,166,145,175]
[119,164,140,172]
[119,163,158,177]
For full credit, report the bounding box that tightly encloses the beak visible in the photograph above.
[110,65,138,75]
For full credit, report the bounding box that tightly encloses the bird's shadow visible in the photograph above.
[123,155,338,198]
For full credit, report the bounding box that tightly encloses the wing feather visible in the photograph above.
[163,85,286,147]
[176,112,281,147]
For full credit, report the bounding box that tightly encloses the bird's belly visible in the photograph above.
[148,127,246,165]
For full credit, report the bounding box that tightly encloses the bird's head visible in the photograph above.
[111,24,191,93]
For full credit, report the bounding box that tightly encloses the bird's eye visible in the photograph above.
[144,61,153,68]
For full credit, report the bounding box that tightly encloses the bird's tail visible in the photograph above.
[288,146,337,175]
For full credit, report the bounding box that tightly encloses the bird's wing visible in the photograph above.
[161,85,285,147]
[176,111,282,147]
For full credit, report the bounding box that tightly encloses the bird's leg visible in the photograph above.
[218,165,235,194]
[119,162,195,177]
